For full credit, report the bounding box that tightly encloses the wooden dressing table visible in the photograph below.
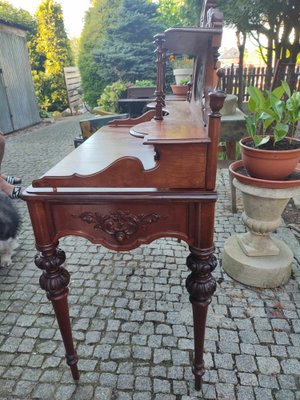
[23,1,225,390]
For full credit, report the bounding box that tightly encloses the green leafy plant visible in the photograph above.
[179,78,190,85]
[0,1,35,31]
[97,81,127,112]
[245,82,300,147]
[134,80,154,87]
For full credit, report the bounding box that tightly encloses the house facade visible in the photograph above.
[0,22,40,133]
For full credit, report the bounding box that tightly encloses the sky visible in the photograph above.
[7,0,91,38]
[7,1,240,52]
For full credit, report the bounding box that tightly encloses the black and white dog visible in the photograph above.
[0,192,20,267]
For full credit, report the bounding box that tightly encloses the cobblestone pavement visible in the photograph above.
[0,115,299,400]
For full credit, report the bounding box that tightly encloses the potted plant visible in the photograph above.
[171,77,190,96]
[127,80,156,99]
[240,81,300,180]
[223,82,300,288]
[169,54,193,85]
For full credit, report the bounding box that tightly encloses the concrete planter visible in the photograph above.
[220,94,238,115]
[173,68,193,85]
[126,86,156,99]
[222,161,300,288]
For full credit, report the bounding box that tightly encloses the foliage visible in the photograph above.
[155,0,203,28]
[169,54,193,69]
[245,82,300,147]
[179,78,190,85]
[134,80,155,87]
[78,0,121,107]
[97,81,127,112]
[28,0,73,111]
[93,0,162,89]
[218,0,300,89]
[70,37,80,65]
[156,0,185,28]
[0,0,35,31]
[180,0,203,26]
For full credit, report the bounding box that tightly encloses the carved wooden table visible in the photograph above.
[22,4,225,390]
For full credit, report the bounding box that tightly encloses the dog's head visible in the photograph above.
[0,192,21,240]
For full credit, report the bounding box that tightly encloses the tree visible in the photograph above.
[181,0,203,26]
[29,0,73,111]
[155,0,203,28]
[0,0,35,31]
[78,0,121,107]
[93,0,162,88]
[156,0,186,28]
[218,0,300,90]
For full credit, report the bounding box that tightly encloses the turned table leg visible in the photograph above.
[186,246,217,391]
[35,245,79,380]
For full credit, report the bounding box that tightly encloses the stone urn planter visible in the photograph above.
[222,160,300,288]
[220,94,237,115]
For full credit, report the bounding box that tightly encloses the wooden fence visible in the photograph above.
[220,64,300,101]
[63,66,83,114]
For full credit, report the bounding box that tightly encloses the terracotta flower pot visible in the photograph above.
[240,136,300,180]
[171,84,188,96]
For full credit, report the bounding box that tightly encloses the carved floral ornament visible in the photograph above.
[73,210,165,243]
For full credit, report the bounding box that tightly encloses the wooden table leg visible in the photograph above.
[186,245,217,391]
[35,245,79,380]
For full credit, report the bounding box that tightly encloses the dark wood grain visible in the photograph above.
[23,1,225,390]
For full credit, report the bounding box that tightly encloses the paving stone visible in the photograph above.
[239,372,258,386]
[258,374,279,389]
[281,359,300,374]
[154,349,171,364]
[32,383,56,399]
[133,392,152,400]
[277,375,297,390]
[110,345,131,360]
[254,387,274,400]
[236,385,255,400]
[135,376,152,391]
[274,390,296,400]
[216,383,236,400]
[151,366,167,378]
[1,117,300,400]
[13,380,35,398]
[117,373,135,389]
[99,372,118,387]
[218,369,238,384]
[171,350,190,365]
[257,356,281,374]
[153,378,171,393]
[133,345,152,360]
[154,395,176,400]
[73,385,94,400]
[218,340,240,354]
[91,387,112,400]
[214,353,234,369]
[235,355,257,372]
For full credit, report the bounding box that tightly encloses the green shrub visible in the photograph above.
[97,81,127,112]
[134,80,155,87]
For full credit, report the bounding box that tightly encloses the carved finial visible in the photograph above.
[153,33,166,121]
[215,68,225,91]
[209,68,226,114]
[187,80,193,102]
